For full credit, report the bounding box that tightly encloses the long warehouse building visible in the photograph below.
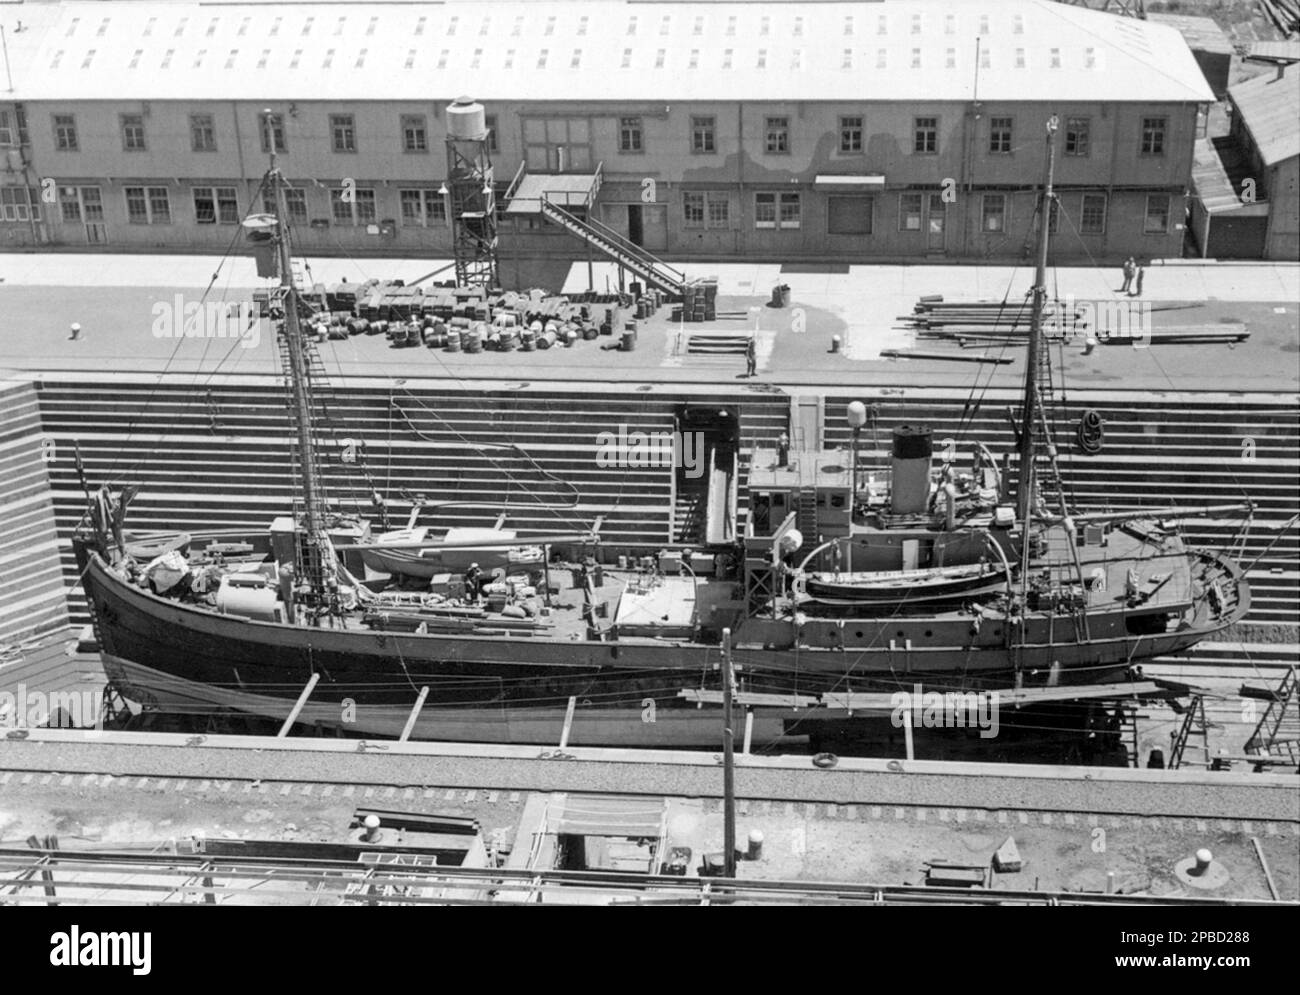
[0,0,1213,262]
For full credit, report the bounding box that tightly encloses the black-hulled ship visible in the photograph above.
[73,118,1251,747]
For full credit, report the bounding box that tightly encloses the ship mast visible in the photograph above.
[1014,115,1059,523]
[262,145,336,622]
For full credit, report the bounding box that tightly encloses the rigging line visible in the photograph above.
[389,391,582,517]
[1054,201,1181,395]
[101,173,274,487]
[953,258,1030,442]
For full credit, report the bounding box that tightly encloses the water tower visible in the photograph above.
[444,97,498,290]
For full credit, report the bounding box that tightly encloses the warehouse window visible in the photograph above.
[176,17,188,37]
[256,50,268,69]
[81,50,96,69]
[845,15,854,35]
[1141,117,1166,156]
[946,48,955,69]
[331,187,376,226]
[980,47,991,69]
[263,186,307,224]
[683,192,728,229]
[238,16,249,36]
[470,49,482,70]
[1015,49,1026,69]
[756,192,800,230]
[537,49,548,70]
[447,15,458,36]
[367,16,378,36]
[981,194,1007,232]
[691,116,715,154]
[269,17,280,36]
[627,15,637,35]
[192,49,206,69]
[190,114,216,152]
[204,16,217,37]
[765,117,789,154]
[757,49,767,69]
[877,49,887,69]
[437,49,449,70]
[911,13,921,34]
[571,49,582,69]
[1014,15,1024,34]
[683,191,705,227]
[945,14,955,34]
[840,117,863,154]
[842,49,852,70]
[878,14,887,34]
[1050,48,1061,69]
[1081,194,1107,235]
[722,49,733,70]
[193,186,239,225]
[400,189,447,227]
[260,112,286,153]
[405,50,416,69]
[53,114,78,151]
[323,49,335,69]
[545,16,556,36]
[1065,118,1090,157]
[689,49,699,69]
[120,114,146,151]
[828,195,873,235]
[579,16,588,36]
[484,115,498,153]
[760,16,769,36]
[415,16,426,36]
[620,117,643,154]
[402,115,427,153]
[1144,195,1170,234]
[60,185,101,223]
[302,16,314,36]
[656,49,666,69]
[0,186,39,222]
[289,49,301,70]
[899,193,923,231]
[0,111,11,145]
[125,186,171,224]
[355,49,368,70]
[989,117,1012,155]
[128,49,142,69]
[733,16,742,37]
[225,50,238,70]
[621,48,632,69]
[914,117,937,155]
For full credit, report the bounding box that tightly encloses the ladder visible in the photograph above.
[1244,666,1300,770]
[538,198,685,297]
[274,300,337,605]
[1167,695,1211,770]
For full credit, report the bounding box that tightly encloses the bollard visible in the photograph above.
[747,829,764,861]
[830,334,842,353]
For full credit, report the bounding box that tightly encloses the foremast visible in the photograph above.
[262,146,341,624]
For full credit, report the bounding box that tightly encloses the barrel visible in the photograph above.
[424,330,445,348]
[562,327,577,347]
[463,326,482,353]
[520,328,536,352]
[499,329,518,351]
[582,323,598,341]
[621,329,636,351]
[445,329,462,352]
[537,330,557,349]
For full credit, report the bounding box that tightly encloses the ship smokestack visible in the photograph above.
[890,425,933,515]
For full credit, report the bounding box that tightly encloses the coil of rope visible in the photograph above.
[1076,409,1104,455]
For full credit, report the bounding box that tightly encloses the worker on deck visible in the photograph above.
[745,335,758,377]
[465,562,482,603]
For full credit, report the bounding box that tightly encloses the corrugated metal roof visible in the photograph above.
[1146,13,1234,55]
[1229,64,1300,166]
[4,0,1215,104]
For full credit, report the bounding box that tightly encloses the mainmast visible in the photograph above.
[1014,115,1059,523]
[251,138,338,623]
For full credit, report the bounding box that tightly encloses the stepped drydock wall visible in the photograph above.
[0,380,71,643]
[25,375,1300,636]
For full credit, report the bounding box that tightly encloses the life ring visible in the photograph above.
[1076,409,1104,455]
[812,752,838,769]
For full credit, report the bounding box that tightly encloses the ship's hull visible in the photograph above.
[79,546,1248,747]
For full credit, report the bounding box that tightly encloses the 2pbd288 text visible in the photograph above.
[1121,932,1250,945]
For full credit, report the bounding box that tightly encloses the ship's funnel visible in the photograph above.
[890,425,932,515]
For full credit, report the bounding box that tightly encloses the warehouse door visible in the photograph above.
[927,194,946,252]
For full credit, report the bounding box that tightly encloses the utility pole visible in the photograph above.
[722,627,737,878]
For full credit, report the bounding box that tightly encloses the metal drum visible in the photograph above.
[445,329,462,352]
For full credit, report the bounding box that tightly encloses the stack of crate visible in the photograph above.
[681,279,717,322]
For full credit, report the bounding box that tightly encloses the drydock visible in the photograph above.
[1,252,1297,904]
